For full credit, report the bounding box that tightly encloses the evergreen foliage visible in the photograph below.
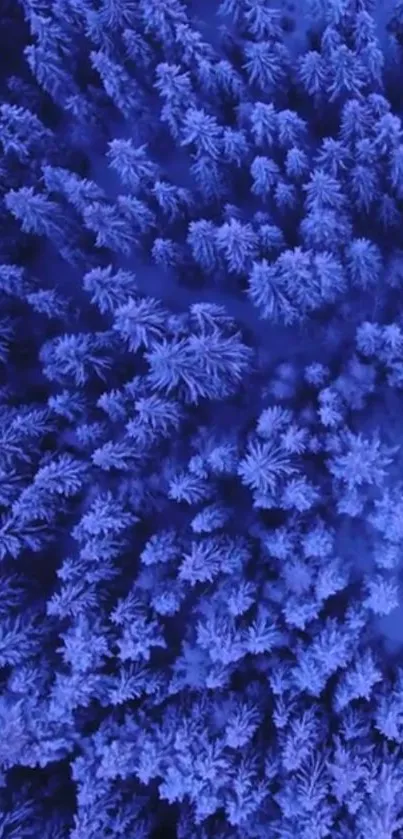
[2,0,403,837]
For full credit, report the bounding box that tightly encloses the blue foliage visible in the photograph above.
[83,265,137,314]
[40,332,116,385]
[145,323,252,402]
[243,40,289,92]
[82,201,136,254]
[3,0,403,836]
[42,165,107,213]
[91,50,145,118]
[0,103,52,162]
[334,650,383,711]
[187,220,221,273]
[238,439,297,502]
[346,238,382,289]
[215,219,258,274]
[113,297,168,352]
[5,187,64,237]
[327,431,396,492]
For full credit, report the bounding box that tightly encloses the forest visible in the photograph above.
[1,0,403,836]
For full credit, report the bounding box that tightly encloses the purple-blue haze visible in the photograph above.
[1,0,403,836]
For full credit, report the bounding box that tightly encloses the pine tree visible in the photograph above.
[175,23,215,69]
[0,104,52,162]
[83,265,137,314]
[152,181,192,221]
[181,108,223,159]
[300,209,352,251]
[139,0,187,46]
[223,128,250,167]
[190,155,226,201]
[25,43,76,105]
[91,50,145,118]
[129,394,184,440]
[277,109,307,149]
[328,431,395,491]
[26,288,69,320]
[40,332,115,386]
[215,219,258,274]
[5,187,64,238]
[123,29,153,67]
[334,650,382,711]
[187,219,218,273]
[250,156,280,198]
[116,195,156,235]
[243,41,289,92]
[363,574,399,615]
[42,166,106,213]
[250,102,278,148]
[98,0,139,30]
[151,237,184,268]
[315,137,351,177]
[218,0,244,24]
[304,170,346,213]
[83,201,135,254]
[214,60,245,100]
[243,1,284,40]
[155,63,195,137]
[349,163,380,211]
[327,46,366,101]
[146,328,251,403]
[107,141,159,193]
[113,297,168,352]
[238,439,296,496]
[190,503,231,534]
[346,238,382,289]
[0,264,28,298]
[285,147,310,180]
[247,259,295,323]
[298,51,327,95]
[340,99,371,145]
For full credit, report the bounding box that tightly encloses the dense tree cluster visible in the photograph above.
[1,0,403,836]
